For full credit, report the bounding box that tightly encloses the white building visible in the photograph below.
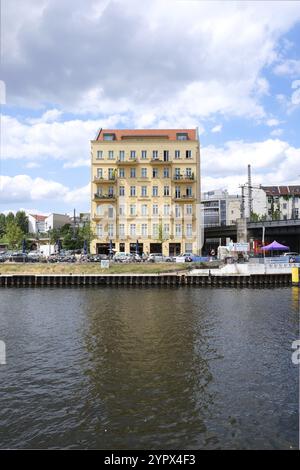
[202,189,242,227]
[28,213,72,234]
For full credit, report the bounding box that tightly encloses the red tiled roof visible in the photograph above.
[96,129,197,141]
[262,185,300,196]
[30,214,47,221]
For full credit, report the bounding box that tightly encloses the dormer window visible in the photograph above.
[176,133,188,140]
[103,133,116,141]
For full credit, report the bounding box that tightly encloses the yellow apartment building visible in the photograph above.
[90,129,201,256]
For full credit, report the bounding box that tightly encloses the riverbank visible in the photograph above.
[0,271,292,287]
[0,262,189,275]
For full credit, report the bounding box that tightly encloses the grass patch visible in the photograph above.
[0,262,190,275]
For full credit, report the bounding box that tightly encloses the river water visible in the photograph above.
[0,287,298,449]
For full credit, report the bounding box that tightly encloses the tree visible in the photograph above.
[0,213,6,238]
[6,212,15,226]
[6,221,24,250]
[15,211,29,233]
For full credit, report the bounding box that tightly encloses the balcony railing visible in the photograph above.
[173,194,195,201]
[116,158,137,165]
[94,193,116,200]
[150,158,171,164]
[173,174,195,181]
[93,176,116,183]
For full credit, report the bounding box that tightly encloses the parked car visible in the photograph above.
[113,252,132,263]
[147,253,173,263]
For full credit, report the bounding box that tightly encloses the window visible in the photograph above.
[119,150,125,161]
[141,186,147,197]
[186,204,192,215]
[141,150,147,159]
[163,224,169,237]
[141,204,148,216]
[186,187,192,197]
[108,168,114,179]
[152,168,158,178]
[164,186,170,196]
[119,168,125,178]
[96,224,103,237]
[163,167,169,178]
[108,224,114,237]
[130,224,136,237]
[119,204,125,216]
[152,223,159,238]
[164,204,170,216]
[108,206,114,218]
[96,150,103,160]
[175,205,181,218]
[175,150,180,159]
[97,168,103,178]
[108,186,114,196]
[186,168,192,177]
[130,186,136,197]
[175,186,181,198]
[108,150,114,159]
[177,133,188,140]
[96,187,102,196]
[175,224,182,237]
[103,134,115,141]
[186,224,192,237]
[163,150,169,161]
[119,224,125,238]
[130,168,136,178]
[152,186,158,197]
[96,205,103,216]
[119,186,125,196]
[141,224,148,237]
[186,150,192,159]
[141,168,147,178]
[130,204,136,216]
[153,150,158,160]
[152,204,158,215]
[130,150,136,159]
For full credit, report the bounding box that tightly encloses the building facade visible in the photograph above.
[202,189,242,227]
[28,213,71,234]
[91,129,201,256]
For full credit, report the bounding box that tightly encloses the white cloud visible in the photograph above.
[270,128,283,137]
[273,59,300,77]
[201,138,300,193]
[0,174,90,207]
[1,114,124,166]
[211,124,223,133]
[266,118,280,127]
[2,0,300,124]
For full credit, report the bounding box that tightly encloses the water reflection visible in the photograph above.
[82,290,217,449]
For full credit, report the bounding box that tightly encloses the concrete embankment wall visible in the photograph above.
[0,273,292,288]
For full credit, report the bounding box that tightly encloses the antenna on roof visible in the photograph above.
[94,127,102,140]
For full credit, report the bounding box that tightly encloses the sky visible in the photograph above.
[1,0,300,215]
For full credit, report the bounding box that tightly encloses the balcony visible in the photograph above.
[116,158,137,165]
[93,176,116,184]
[150,158,171,165]
[173,194,196,202]
[93,193,116,202]
[173,174,195,183]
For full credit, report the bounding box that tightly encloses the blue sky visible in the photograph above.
[1,0,300,215]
